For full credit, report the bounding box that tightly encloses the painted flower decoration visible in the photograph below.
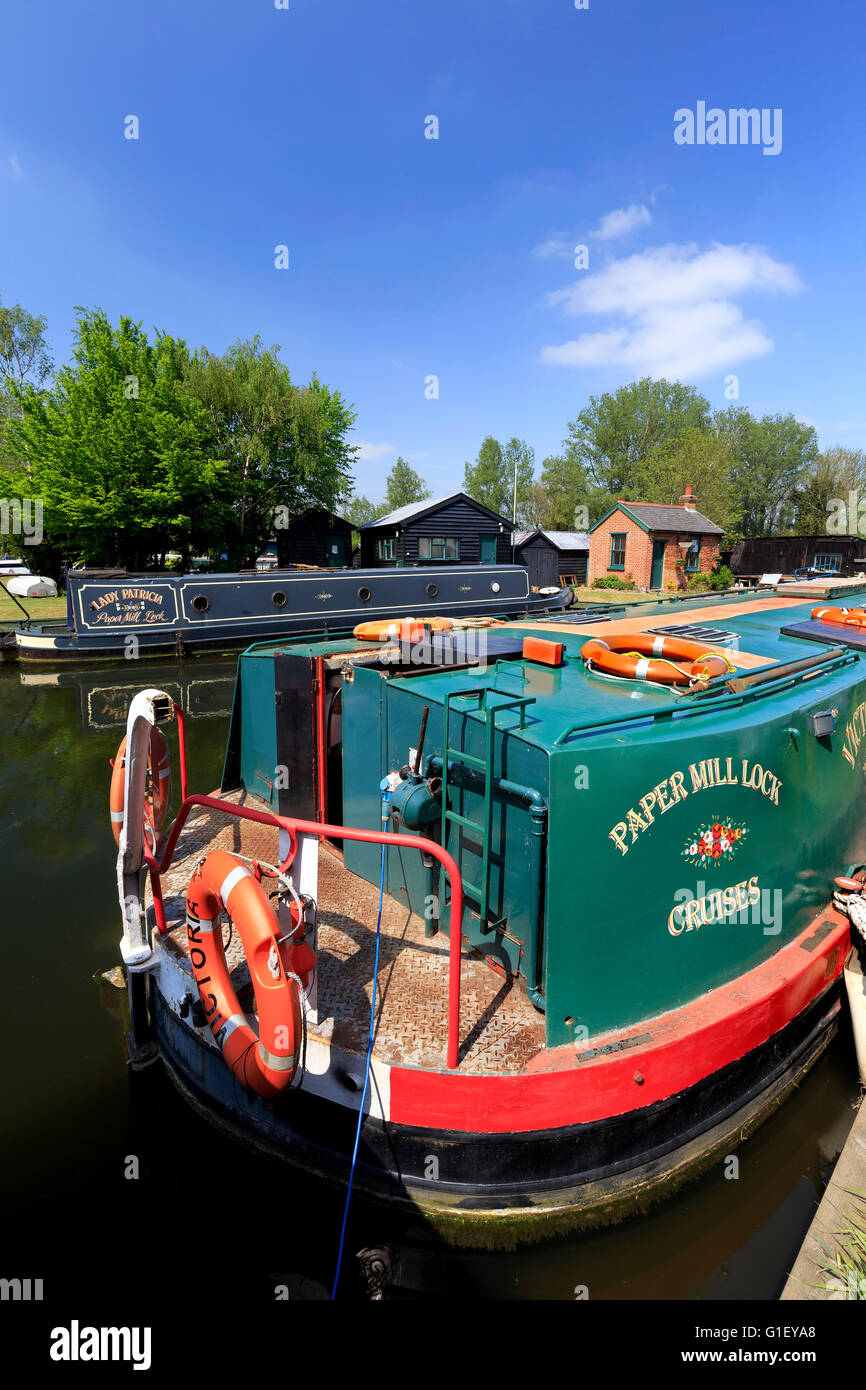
[683,816,749,867]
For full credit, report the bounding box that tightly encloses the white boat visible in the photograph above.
[6,574,58,598]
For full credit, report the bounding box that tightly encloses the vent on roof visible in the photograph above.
[645,623,739,646]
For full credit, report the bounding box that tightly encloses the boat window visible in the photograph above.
[191,594,210,613]
[426,582,439,597]
[272,591,287,607]
[357,586,372,602]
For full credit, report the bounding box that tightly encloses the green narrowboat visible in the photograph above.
[112,582,866,1243]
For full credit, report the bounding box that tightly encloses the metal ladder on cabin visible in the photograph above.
[440,686,536,932]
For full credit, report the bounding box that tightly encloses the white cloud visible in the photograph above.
[541,242,802,380]
[532,235,574,260]
[8,155,22,177]
[355,441,396,460]
[589,203,652,241]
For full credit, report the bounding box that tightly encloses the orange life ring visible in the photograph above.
[353,615,454,642]
[109,727,172,847]
[811,606,866,627]
[185,851,316,1098]
[581,634,732,687]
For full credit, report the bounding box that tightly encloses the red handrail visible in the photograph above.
[146,790,465,1070]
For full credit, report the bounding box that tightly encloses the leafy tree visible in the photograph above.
[383,456,431,511]
[635,427,735,532]
[6,308,228,570]
[184,338,357,566]
[344,495,383,526]
[727,413,818,535]
[464,436,506,513]
[793,447,866,535]
[0,297,54,536]
[464,435,535,519]
[537,454,589,529]
[563,377,712,520]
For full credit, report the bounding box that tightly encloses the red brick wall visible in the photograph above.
[587,507,720,589]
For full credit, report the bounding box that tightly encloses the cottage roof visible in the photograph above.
[591,501,723,536]
[361,491,514,530]
[514,529,590,549]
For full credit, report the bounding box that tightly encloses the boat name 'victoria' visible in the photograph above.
[842,700,866,768]
[608,757,781,855]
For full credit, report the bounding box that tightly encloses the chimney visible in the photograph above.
[679,484,696,512]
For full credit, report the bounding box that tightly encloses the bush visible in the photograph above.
[593,575,636,590]
[708,564,734,590]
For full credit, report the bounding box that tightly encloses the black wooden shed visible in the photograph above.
[359,492,515,568]
[513,530,590,588]
[275,508,354,569]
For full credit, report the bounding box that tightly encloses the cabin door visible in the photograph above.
[480,535,497,564]
[326,533,347,567]
[650,539,666,589]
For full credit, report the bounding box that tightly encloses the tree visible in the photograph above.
[636,427,735,532]
[793,447,866,535]
[464,436,535,518]
[184,338,358,566]
[727,413,819,535]
[563,377,712,520]
[464,436,506,513]
[537,454,590,529]
[0,296,54,514]
[344,495,383,527]
[503,437,536,524]
[384,456,430,511]
[6,308,228,570]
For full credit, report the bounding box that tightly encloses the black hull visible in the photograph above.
[14,567,573,664]
[151,978,840,1246]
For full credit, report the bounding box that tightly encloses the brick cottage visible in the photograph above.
[587,487,723,591]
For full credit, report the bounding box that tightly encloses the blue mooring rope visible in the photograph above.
[331,783,391,1299]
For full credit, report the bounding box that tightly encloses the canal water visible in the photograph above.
[0,657,860,1302]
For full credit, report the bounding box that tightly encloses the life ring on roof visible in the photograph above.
[811,606,866,627]
[109,727,171,847]
[580,634,733,687]
[353,615,454,642]
[185,851,316,1098]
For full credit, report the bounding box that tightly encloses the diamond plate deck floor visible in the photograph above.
[149,790,547,1075]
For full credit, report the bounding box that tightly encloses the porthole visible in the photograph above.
[426,582,439,598]
[272,591,287,608]
[490,582,501,593]
[192,594,210,613]
[357,586,372,603]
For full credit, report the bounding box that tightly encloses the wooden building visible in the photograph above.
[587,487,722,590]
[513,530,590,588]
[726,534,866,581]
[359,493,514,568]
[275,508,354,569]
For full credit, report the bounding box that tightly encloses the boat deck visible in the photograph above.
[150,791,546,1075]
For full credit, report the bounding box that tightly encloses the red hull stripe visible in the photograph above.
[389,910,850,1134]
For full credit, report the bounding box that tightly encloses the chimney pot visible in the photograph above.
[679,484,697,512]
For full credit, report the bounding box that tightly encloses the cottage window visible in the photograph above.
[609,533,626,570]
[685,539,700,572]
[419,536,460,560]
[377,537,396,561]
[813,552,842,573]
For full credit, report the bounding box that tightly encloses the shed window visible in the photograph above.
[813,552,842,573]
[609,533,626,570]
[419,536,460,560]
[377,537,396,561]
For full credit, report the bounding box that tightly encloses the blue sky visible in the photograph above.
[1,0,864,503]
